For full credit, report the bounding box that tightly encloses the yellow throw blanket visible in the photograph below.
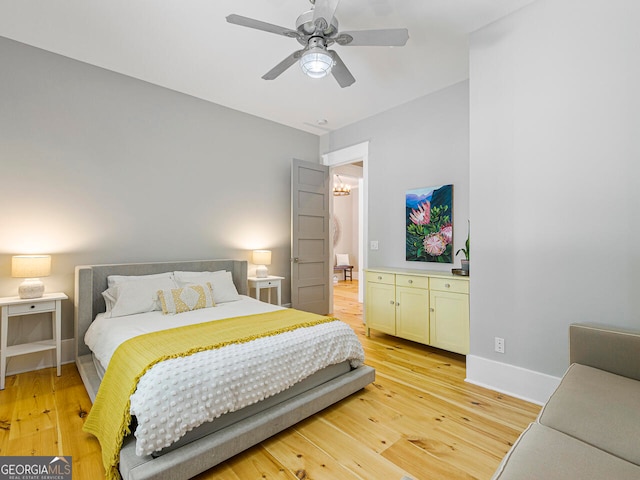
[83,309,338,480]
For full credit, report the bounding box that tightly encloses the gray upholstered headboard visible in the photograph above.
[74,259,248,358]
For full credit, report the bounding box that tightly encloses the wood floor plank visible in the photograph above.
[193,461,243,480]
[292,415,411,479]
[10,367,56,445]
[319,391,405,454]
[0,280,539,479]
[194,445,282,480]
[0,372,16,455]
[54,368,104,479]
[263,428,362,479]
[382,437,475,480]
[332,374,508,477]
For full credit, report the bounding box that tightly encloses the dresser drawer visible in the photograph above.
[429,277,469,294]
[366,271,395,285]
[395,274,428,289]
[8,300,56,315]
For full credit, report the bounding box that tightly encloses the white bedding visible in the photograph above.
[84,296,365,456]
[85,295,284,372]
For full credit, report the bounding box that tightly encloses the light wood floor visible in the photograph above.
[0,281,539,479]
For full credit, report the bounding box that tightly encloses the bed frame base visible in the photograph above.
[76,354,100,402]
[119,365,375,480]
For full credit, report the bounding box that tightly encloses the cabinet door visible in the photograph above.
[429,291,469,354]
[396,286,429,344]
[365,281,396,335]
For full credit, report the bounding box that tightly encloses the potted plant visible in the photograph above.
[456,222,470,273]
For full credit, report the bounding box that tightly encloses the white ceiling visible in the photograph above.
[0,0,534,135]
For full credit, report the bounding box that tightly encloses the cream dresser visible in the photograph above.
[364,268,469,354]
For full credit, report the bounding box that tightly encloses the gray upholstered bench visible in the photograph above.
[492,324,640,479]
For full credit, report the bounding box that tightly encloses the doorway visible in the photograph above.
[322,141,369,309]
[330,164,362,278]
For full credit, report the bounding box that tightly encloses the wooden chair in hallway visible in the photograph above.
[334,253,353,281]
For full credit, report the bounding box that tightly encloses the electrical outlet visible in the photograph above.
[370,240,379,250]
[494,337,505,354]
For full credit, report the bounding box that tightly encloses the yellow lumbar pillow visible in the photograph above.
[158,283,215,314]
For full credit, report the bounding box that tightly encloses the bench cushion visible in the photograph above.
[538,363,640,466]
[492,423,640,479]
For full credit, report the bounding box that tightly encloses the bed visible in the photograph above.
[74,259,375,480]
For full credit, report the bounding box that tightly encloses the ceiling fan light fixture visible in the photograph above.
[300,47,334,78]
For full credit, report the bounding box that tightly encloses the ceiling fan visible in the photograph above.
[226,0,409,88]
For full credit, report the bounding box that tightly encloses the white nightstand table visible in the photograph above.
[247,276,285,306]
[0,292,68,390]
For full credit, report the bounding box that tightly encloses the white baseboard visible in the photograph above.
[5,338,75,376]
[465,355,561,406]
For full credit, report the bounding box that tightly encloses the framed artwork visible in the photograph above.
[406,184,453,263]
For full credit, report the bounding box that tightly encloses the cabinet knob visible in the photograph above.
[378,276,383,280]
[389,300,395,305]
[408,279,413,284]
[445,283,451,288]
[396,302,400,306]
[430,307,435,312]
[30,305,36,309]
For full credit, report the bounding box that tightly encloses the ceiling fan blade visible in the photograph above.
[226,14,301,39]
[329,51,355,88]
[335,28,409,47]
[312,0,340,31]
[262,50,304,80]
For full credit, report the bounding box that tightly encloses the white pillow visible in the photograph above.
[210,271,241,303]
[174,270,240,303]
[102,288,117,312]
[107,272,175,289]
[336,253,350,266]
[103,276,177,318]
[173,270,226,287]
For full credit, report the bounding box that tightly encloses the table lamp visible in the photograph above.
[12,255,51,299]
[252,250,271,278]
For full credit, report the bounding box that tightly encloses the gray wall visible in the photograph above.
[468,0,640,390]
[0,37,319,343]
[321,81,470,273]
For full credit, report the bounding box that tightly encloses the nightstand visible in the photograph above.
[0,292,68,390]
[247,276,285,306]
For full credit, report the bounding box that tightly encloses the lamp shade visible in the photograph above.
[252,250,272,266]
[12,255,51,278]
[252,250,271,278]
[12,255,51,299]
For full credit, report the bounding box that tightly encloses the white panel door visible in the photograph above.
[291,159,330,314]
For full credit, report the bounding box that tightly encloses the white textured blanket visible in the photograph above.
[130,320,364,455]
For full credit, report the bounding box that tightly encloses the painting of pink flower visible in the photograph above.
[409,201,431,225]
[440,223,453,245]
[406,184,453,263]
[424,233,447,256]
